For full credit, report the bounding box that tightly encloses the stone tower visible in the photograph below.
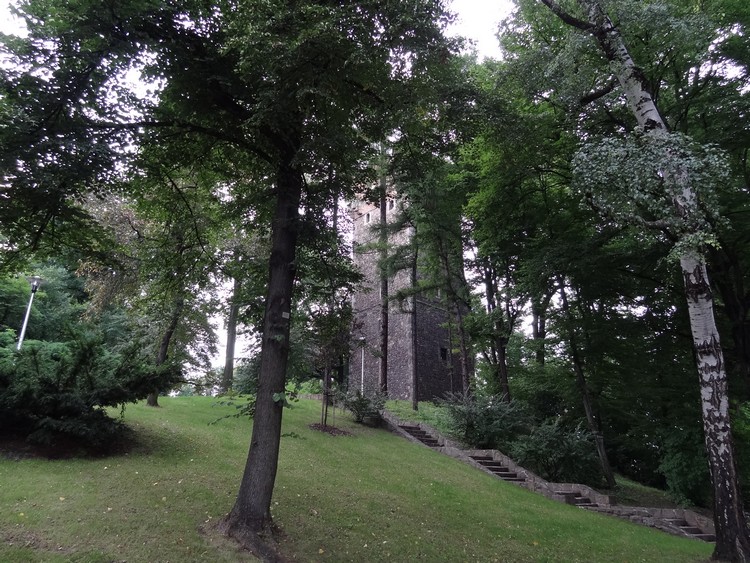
[349,196,461,401]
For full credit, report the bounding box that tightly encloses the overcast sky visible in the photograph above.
[0,0,514,59]
[449,0,514,59]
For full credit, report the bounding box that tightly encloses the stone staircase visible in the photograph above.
[399,424,441,448]
[586,505,717,543]
[554,489,598,508]
[383,411,715,544]
[664,517,716,542]
[469,454,526,484]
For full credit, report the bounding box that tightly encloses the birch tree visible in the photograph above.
[541,0,750,558]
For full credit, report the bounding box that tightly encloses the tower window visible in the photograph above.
[365,212,371,223]
[388,199,395,211]
[440,347,448,361]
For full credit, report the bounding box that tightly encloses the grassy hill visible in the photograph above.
[0,397,713,562]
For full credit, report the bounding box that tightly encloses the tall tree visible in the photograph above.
[391,54,480,395]
[2,2,456,554]
[540,0,750,558]
[557,275,616,488]
[221,276,241,394]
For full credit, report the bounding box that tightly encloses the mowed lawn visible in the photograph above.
[0,397,713,562]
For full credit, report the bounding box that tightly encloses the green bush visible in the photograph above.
[340,390,386,423]
[732,403,750,505]
[299,378,322,394]
[233,358,259,396]
[510,421,603,485]
[657,425,710,506]
[438,393,532,450]
[0,335,181,448]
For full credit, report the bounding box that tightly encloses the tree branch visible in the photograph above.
[539,0,594,31]
[83,118,274,163]
[580,77,618,105]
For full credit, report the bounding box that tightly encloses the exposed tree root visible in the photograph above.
[214,515,287,563]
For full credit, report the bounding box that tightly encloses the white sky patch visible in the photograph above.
[448,0,514,60]
[0,0,23,35]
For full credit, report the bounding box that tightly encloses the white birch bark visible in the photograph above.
[542,0,750,557]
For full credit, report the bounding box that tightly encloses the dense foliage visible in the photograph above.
[438,393,602,486]
[0,269,181,447]
[438,393,532,451]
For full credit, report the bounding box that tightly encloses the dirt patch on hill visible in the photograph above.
[308,423,352,436]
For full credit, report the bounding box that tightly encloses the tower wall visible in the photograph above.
[349,198,460,401]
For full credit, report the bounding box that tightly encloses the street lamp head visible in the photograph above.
[26,275,43,292]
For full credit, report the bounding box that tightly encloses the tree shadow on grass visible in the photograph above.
[0,424,137,460]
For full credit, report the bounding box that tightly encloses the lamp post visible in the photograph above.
[17,276,42,351]
[358,336,366,395]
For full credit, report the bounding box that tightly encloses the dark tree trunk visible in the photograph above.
[482,262,511,401]
[218,155,302,556]
[321,365,331,426]
[322,190,338,424]
[411,237,419,411]
[147,295,184,407]
[452,301,472,395]
[495,342,511,400]
[378,176,389,395]
[531,293,552,366]
[558,279,616,489]
[221,277,241,394]
[436,236,473,394]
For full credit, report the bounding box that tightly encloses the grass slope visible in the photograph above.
[0,397,712,562]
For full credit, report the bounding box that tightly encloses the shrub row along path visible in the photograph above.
[382,410,716,544]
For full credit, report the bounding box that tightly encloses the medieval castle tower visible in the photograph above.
[349,196,461,401]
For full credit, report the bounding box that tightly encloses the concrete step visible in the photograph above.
[468,456,526,483]
[487,466,513,474]
[399,426,440,447]
[479,461,508,469]
[662,518,715,541]
[479,464,515,475]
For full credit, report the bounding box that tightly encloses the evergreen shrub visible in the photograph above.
[0,335,181,448]
[510,421,602,485]
[657,426,710,506]
[340,390,386,423]
[437,393,602,485]
[438,392,531,450]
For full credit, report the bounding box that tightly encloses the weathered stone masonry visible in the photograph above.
[349,197,461,401]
